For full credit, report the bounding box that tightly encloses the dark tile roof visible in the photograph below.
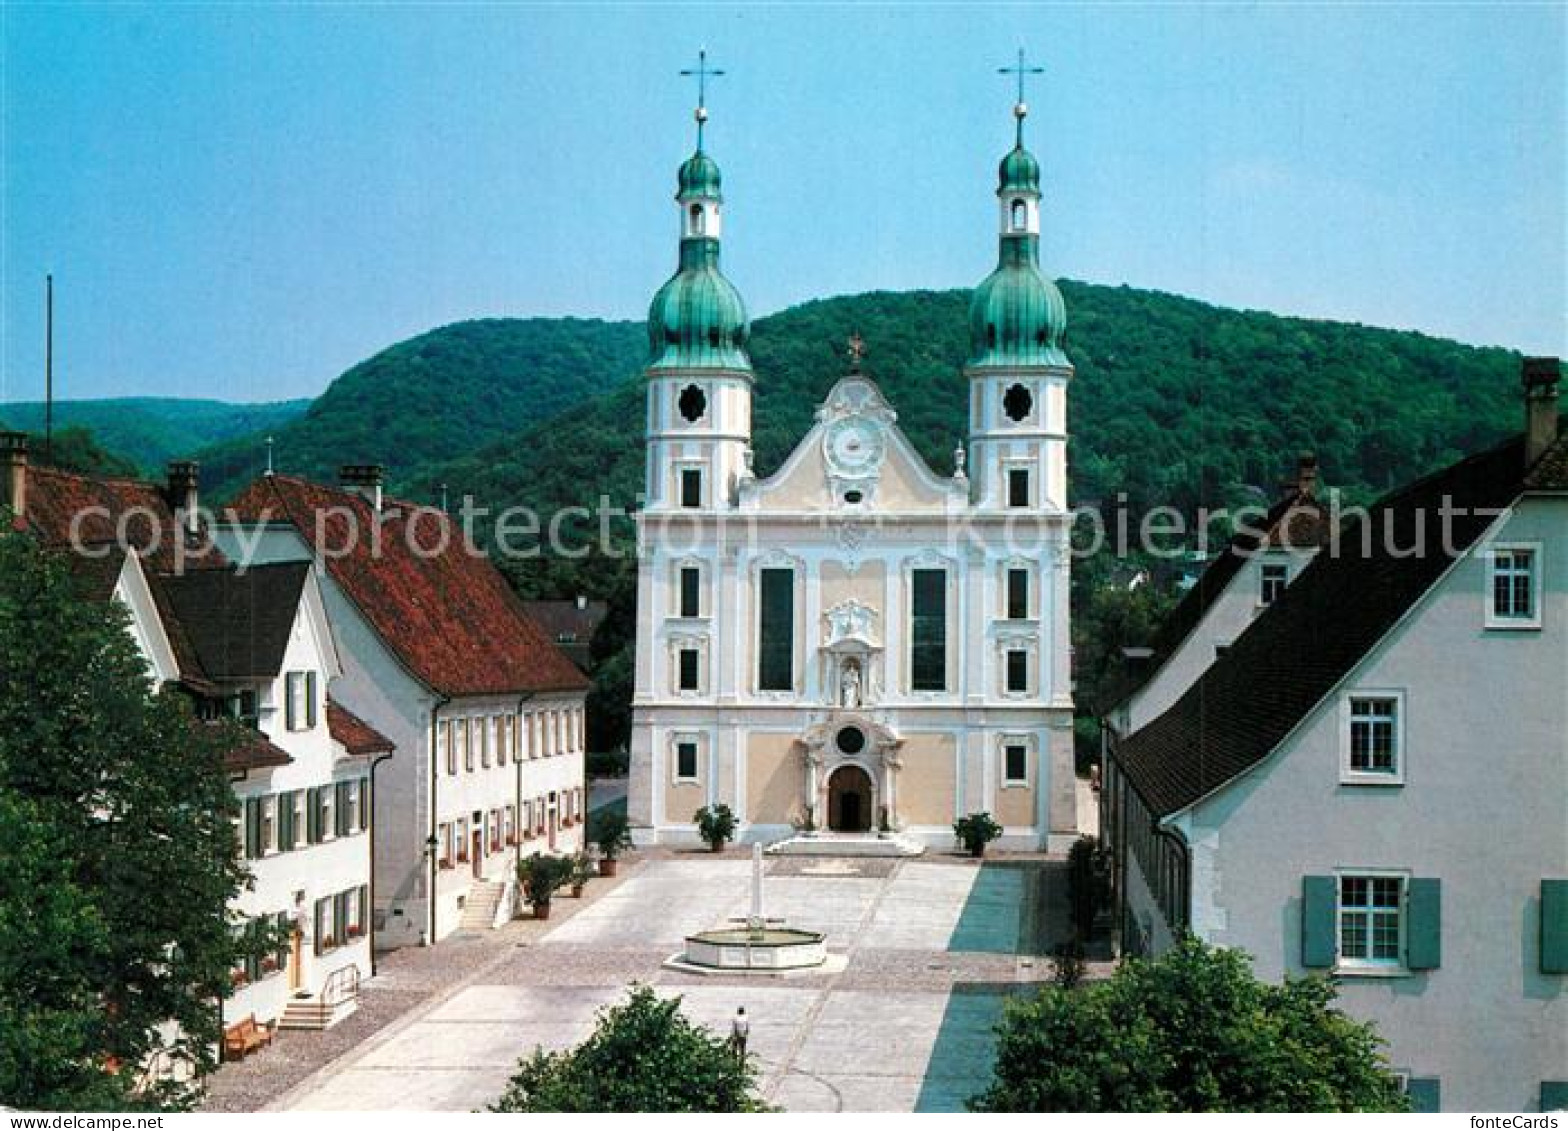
[521,599,609,672]
[1115,435,1534,817]
[60,542,128,604]
[1107,481,1331,712]
[327,698,395,757]
[230,476,588,698]
[158,563,311,681]
[221,726,294,774]
[1524,430,1568,490]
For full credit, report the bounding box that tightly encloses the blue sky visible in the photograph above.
[2,3,1563,404]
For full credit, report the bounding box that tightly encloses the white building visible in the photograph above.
[6,448,380,1033]
[627,97,1077,850]
[225,467,590,946]
[1103,361,1567,1112]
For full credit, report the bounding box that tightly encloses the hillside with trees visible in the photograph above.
[196,317,647,500]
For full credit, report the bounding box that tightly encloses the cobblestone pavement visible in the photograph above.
[209,849,1090,1113]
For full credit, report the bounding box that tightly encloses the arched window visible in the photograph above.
[689,203,705,235]
[1010,199,1027,230]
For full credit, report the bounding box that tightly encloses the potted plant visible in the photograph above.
[952,811,1003,858]
[591,808,632,877]
[517,852,572,920]
[694,803,737,853]
[569,852,595,897]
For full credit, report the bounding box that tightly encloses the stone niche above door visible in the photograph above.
[820,598,882,710]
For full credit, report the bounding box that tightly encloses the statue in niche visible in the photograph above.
[840,660,863,709]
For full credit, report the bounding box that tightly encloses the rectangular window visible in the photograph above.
[480,718,491,768]
[437,822,451,867]
[318,787,335,841]
[1006,649,1029,693]
[285,672,306,731]
[440,720,454,775]
[1008,468,1031,508]
[313,897,331,955]
[1260,562,1288,605]
[1006,568,1029,620]
[463,719,474,772]
[334,781,352,838]
[676,740,699,781]
[910,568,948,692]
[1338,875,1403,966]
[259,796,277,855]
[758,567,795,692]
[678,648,700,691]
[681,468,703,509]
[680,566,701,618]
[1490,547,1537,622]
[1004,743,1028,785]
[1348,696,1399,776]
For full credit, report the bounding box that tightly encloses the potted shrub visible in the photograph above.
[517,852,573,920]
[952,811,1003,858]
[569,852,595,898]
[591,808,633,876]
[694,803,737,853]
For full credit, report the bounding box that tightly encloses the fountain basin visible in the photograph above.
[681,927,826,970]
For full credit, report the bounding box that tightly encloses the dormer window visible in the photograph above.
[1260,562,1288,605]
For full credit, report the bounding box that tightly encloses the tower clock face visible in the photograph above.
[826,417,884,474]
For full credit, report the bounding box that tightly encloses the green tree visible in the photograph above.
[970,936,1408,1113]
[0,533,260,1110]
[489,984,772,1112]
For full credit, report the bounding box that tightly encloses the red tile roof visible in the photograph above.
[20,466,226,574]
[216,723,294,775]
[327,698,396,757]
[230,475,588,698]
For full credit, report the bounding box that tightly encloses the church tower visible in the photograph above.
[643,74,753,512]
[966,75,1072,512]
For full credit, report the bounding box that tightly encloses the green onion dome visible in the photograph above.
[647,237,751,371]
[677,150,723,201]
[998,143,1040,196]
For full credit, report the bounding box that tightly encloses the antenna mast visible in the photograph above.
[44,275,54,463]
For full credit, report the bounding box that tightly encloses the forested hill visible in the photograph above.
[197,317,647,500]
[405,284,1521,531]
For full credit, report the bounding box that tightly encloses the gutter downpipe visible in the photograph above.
[428,694,451,946]
[367,749,395,974]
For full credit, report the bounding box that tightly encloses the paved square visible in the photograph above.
[274,855,1067,1112]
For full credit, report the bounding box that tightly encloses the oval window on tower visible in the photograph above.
[1011,199,1027,229]
[678,384,708,423]
[1003,383,1033,422]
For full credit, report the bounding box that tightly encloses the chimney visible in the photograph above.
[2,431,28,519]
[1523,357,1561,467]
[1295,452,1319,500]
[165,460,200,534]
[339,464,385,511]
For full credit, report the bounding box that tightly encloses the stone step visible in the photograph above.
[277,996,358,1031]
[765,833,925,858]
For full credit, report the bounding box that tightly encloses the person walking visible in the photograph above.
[729,1006,750,1060]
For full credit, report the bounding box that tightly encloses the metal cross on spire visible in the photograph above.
[681,48,725,148]
[999,47,1044,141]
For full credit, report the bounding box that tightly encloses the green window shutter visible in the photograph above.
[313,898,327,955]
[285,674,297,731]
[335,782,350,837]
[306,787,320,844]
[334,892,348,940]
[358,884,369,928]
[360,777,371,832]
[280,793,295,850]
[1407,878,1442,970]
[1541,879,1568,975]
[1301,875,1337,968]
[1541,1082,1568,1112]
[1406,1078,1440,1113]
[244,798,261,860]
[306,671,318,728]
[275,911,290,966]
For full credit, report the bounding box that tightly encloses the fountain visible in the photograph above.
[671,844,828,973]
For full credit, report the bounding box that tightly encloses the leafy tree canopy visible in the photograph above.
[0,532,261,1110]
[489,984,772,1113]
[970,936,1408,1113]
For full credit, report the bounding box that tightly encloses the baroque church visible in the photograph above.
[627,84,1077,851]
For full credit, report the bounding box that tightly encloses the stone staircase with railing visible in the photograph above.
[457,880,505,933]
[278,964,361,1031]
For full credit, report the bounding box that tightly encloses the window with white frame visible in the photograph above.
[1338,875,1404,967]
[480,717,491,768]
[675,738,699,782]
[1345,695,1401,781]
[1260,561,1288,605]
[440,720,454,775]
[677,647,701,692]
[1488,545,1539,626]
[1003,742,1029,786]
[259,796,277,855]
[1005,649,1029,694]
[462,719,474,772]
[1005,567,1030,620]
[679,565,702,618]
[284,671,317,731]
[437,822,451,867]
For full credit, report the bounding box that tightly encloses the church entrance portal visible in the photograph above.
[827,765,874,833]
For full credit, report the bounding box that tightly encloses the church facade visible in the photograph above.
[627,96,1077,851]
